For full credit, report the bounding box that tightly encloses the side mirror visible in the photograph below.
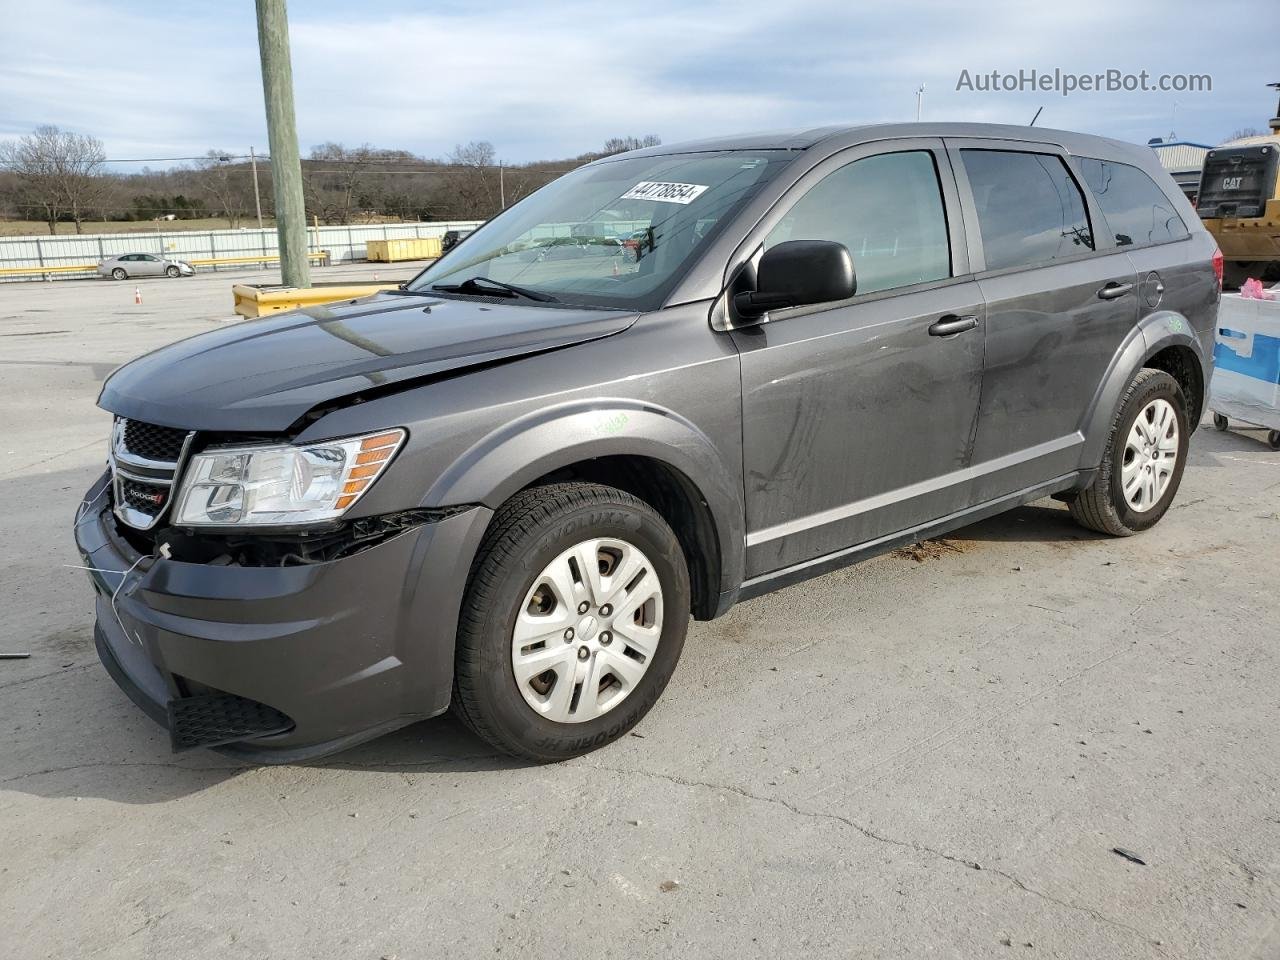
[734,240,856,318]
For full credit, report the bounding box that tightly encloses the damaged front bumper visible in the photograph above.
[74,470,492,763]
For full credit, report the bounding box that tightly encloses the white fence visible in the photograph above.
[0,220,484,282]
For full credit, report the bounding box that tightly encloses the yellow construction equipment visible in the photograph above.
[1198,83,1280,287]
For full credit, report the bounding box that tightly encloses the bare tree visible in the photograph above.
[444,141,501,217]
[0,125,106,234]
[1223,127,1266,143]
[302,142,376,224]
[601,134,661,156]
[194,150,249,227]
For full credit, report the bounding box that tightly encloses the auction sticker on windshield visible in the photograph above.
[620,181,710,204]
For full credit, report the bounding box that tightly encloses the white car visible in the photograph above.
[98,254,195,280]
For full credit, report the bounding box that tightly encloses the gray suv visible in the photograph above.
[75,123,1220,762]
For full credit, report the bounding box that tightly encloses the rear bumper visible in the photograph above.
[75,470,492,763]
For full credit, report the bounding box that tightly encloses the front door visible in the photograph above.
[732,141,986,577]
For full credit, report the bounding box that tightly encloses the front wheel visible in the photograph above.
[165,265,180,278]
[453,482,690,761]
[1070,368,1189,536]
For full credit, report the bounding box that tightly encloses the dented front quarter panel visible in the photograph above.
[297,301,748,597]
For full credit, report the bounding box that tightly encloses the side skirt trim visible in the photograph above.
[736,471,1087,603]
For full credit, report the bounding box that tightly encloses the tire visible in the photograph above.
[110,267,127,280]
[1070,369,1190,536]
[453,482,690,761]
[1213,413,1229,431]
[165,265,180,278]
[1269,431,1280,451]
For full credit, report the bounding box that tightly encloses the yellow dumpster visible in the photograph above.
[365,237,442,262]
[232,281,403,318]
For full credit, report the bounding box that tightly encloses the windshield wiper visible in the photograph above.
[431,276,557,302]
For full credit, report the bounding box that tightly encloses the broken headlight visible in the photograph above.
[173,429,405,527]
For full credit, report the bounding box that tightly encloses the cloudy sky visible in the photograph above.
[0,0,1274,167]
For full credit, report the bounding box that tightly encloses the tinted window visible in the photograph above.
[1077,158,1189,247]
[765,151,950,295]
[961,150,1094,270]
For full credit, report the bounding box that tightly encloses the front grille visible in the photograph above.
[110,417,194,530]
[122,419,189,462]
[120,477,172,513]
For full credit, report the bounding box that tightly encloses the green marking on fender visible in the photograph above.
[597,412,629,435]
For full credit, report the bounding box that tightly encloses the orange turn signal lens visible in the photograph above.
[361,431,403,451]
[355,448,393,466]
[333,428,404,515]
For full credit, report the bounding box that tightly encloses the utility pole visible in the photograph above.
[914,83,925,122]
[249,146,264,229]
[255,0,309,287]
[499,160,506,210]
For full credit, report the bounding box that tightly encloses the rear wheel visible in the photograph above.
[110,267,127,280]
[1269,430,1280,451]
[453,482,690,761]
[1070,369,1189,536]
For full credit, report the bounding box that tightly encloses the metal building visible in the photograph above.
[1148,139,1213,202]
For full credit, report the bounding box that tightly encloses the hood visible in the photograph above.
[99,293,638,432]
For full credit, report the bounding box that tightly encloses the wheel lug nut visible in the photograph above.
[577,646,590,661]
[600,604,612,617]
[600,631,612,645]
[563,628,574,643]
[577,601,589,615]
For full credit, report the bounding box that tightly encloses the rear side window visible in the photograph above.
[1077,158,1189,247]
[765,150,951,295]
[961,150,1094,271]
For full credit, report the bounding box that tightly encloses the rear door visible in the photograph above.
[1075,156,1218,360]
[949,141,1139,501]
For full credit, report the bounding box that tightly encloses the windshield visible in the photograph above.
[407,151,791,310]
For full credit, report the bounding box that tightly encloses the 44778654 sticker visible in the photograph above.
[619,181,710,204]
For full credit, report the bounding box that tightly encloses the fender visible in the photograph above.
[422,397,747,598]
[1079,310,1210,467]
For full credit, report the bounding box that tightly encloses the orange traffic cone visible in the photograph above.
[134,287,142,305]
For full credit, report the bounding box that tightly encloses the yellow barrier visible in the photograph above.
[0,262,100,277]
[0,250,330,279]
[187,251,331,268]
[233,281,403,318]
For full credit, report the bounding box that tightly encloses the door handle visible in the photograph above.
[928,314,978,337]
[1097,281,1134,300]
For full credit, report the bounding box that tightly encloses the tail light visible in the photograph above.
[1212,247,1223,289]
